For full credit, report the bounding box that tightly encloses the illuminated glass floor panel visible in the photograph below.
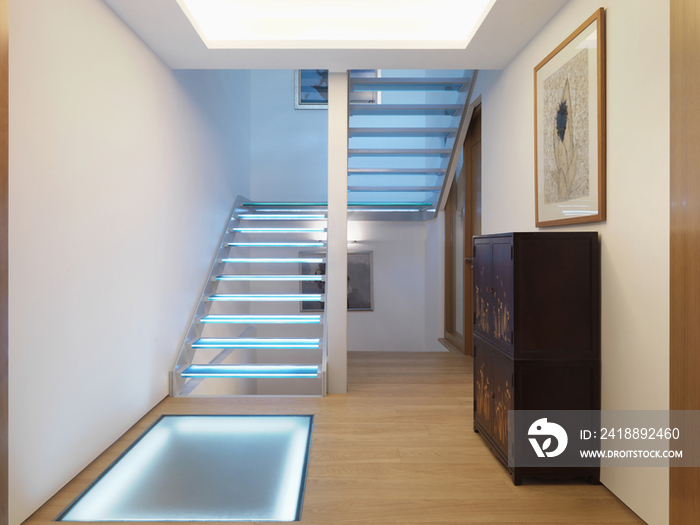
[57,415,314,522]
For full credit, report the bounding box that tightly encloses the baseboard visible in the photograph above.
[438,338,464,355]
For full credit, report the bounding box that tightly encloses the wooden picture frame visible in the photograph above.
[534,8,606,227]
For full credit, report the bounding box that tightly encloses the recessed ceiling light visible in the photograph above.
[176,0,495,49]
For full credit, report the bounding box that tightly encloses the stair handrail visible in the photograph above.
[436,70,479,212]
[169,195,251,396]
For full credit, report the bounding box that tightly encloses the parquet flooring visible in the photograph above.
[25,350,646,524]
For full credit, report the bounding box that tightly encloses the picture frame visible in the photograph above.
[534,8,606,227]
[295,69,380,110]
[299,251,373,311]
[295,70,328,109]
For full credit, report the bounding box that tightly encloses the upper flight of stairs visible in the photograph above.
[171,199,328,397]
[347,70,474,219]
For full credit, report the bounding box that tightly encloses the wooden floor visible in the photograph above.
[27,351,645,525]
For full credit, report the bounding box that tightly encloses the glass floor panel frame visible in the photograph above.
[55,414,315,522]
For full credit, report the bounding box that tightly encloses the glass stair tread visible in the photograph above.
[348,104,462,116]
[191,338,320,349]
[236,214,327,221]
[181,364,319,378]
[242,202,328,207]
[207,294,324,302]
[348,127,457,138]
[220,257,326,264]
[240,202,432,208]
[348,149,451,157]
[348,186,441,193]
[228,242,326,247]
[348,168,446,176]
[214,274,325,281]
[199,314,322,324]
[349,77,469,92]
[230,227,327,233]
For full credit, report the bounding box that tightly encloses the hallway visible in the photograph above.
[29,351,644,524]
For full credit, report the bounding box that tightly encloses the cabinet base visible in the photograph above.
[473,419,600,486]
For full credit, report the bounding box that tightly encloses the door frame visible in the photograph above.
[670,0,700,522]
[1,0,8,521]
[443,99,481,355]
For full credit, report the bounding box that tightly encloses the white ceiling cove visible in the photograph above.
[102,0,569,70]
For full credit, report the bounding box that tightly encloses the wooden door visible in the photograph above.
[444,104,481,355]
[463,105,482,356]
[444,162,466,351]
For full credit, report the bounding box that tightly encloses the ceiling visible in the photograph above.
[102,0,569,70]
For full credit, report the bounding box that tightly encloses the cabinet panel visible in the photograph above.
[516,360,601,411]
[473,241,492,339]
[473,343,492,434]
[492,241,513,350]
[515,236,598,359]
[492,351,513,455]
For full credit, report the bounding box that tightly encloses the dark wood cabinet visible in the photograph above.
[472,232,601,484]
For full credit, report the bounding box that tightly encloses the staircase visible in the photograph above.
[171,199,328,397]
[171,69,477,396]
[347,69,475,221]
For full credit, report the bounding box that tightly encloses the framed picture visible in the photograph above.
[534,8,606,227]
[295,70,328,109]
[295,70,380,110]
[299,251,373,311]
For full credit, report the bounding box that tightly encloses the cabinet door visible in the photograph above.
[473,342,492,434]
[491,240,514,351]
[473,241,492,340]
[491,351,514,455]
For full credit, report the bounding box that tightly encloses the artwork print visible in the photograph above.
[296,70,328,108]
[542,50,589,205]
[534,8,606,227]
[299,252,373,311]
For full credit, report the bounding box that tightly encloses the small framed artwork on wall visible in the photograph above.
[299,251,373,311]
[534,8,606,227]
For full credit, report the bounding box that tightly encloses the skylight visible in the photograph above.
[176,0,495,49]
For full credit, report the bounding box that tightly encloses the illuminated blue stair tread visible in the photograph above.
[182,364,319,378]
[200,315,321,324]
[56,415,313,521]
[221,257,326,263]
[237,214,327,220]
[243,202,328,207]
[214,275,323,281]
[208,294,323,301]
[231,227,326,233]
[228,242,325,247]
[191,338,320,349]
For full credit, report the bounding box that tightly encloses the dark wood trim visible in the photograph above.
[0,0,7,521]
[670,0,700,522]
[463,105,481,358]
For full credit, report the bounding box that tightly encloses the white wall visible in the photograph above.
[347,221,445,353]
[477,1,670,523]
[8,1,251,523]
[249,70,328,202]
